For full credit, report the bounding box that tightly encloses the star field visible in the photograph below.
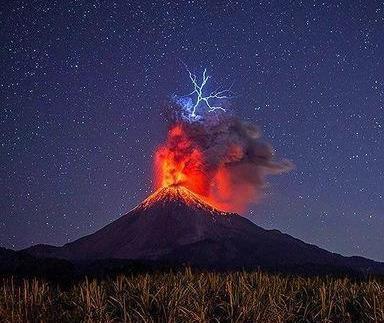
[1,0,383,260]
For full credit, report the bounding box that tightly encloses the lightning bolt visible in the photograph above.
[174,67,234,122]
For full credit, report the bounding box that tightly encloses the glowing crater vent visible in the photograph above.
[138,185,229,216]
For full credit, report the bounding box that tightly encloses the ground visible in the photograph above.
[1,269,384,322]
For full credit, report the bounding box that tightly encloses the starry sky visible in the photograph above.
[1,0,383,261]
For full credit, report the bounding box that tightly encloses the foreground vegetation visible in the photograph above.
[1,269,384,322]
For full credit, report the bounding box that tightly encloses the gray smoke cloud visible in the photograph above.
[180,117,294,213]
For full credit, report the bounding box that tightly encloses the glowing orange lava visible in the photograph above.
[155,124,207,195]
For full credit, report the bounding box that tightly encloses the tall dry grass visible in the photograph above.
[1,269,383,322]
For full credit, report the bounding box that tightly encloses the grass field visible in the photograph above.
[1,269,384,322]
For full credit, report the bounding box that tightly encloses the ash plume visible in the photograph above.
[156,115,293,213]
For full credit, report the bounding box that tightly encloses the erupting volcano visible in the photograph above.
[21,70,384,275]
[23,117,384,273]
[22,113,384,275]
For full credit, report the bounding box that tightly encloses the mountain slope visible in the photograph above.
[25,186,384,274]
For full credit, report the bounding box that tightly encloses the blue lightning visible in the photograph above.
[173,68,233,122]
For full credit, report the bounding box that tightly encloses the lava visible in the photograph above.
[139,185,228,214]
[155,124,206,193]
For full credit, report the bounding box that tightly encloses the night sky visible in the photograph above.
[1,1,383,261]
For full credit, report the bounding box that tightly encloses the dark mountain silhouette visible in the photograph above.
[0,247,74,280]
[23,186,384,275]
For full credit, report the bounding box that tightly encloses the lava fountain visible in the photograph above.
[153,123,221,210]
[154,124,207,195]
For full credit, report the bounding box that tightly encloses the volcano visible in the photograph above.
[25,186,384,274]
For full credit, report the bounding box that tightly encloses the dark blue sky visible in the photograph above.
[1,0,383,261]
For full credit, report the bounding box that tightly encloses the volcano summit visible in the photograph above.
[25,185,384,275]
